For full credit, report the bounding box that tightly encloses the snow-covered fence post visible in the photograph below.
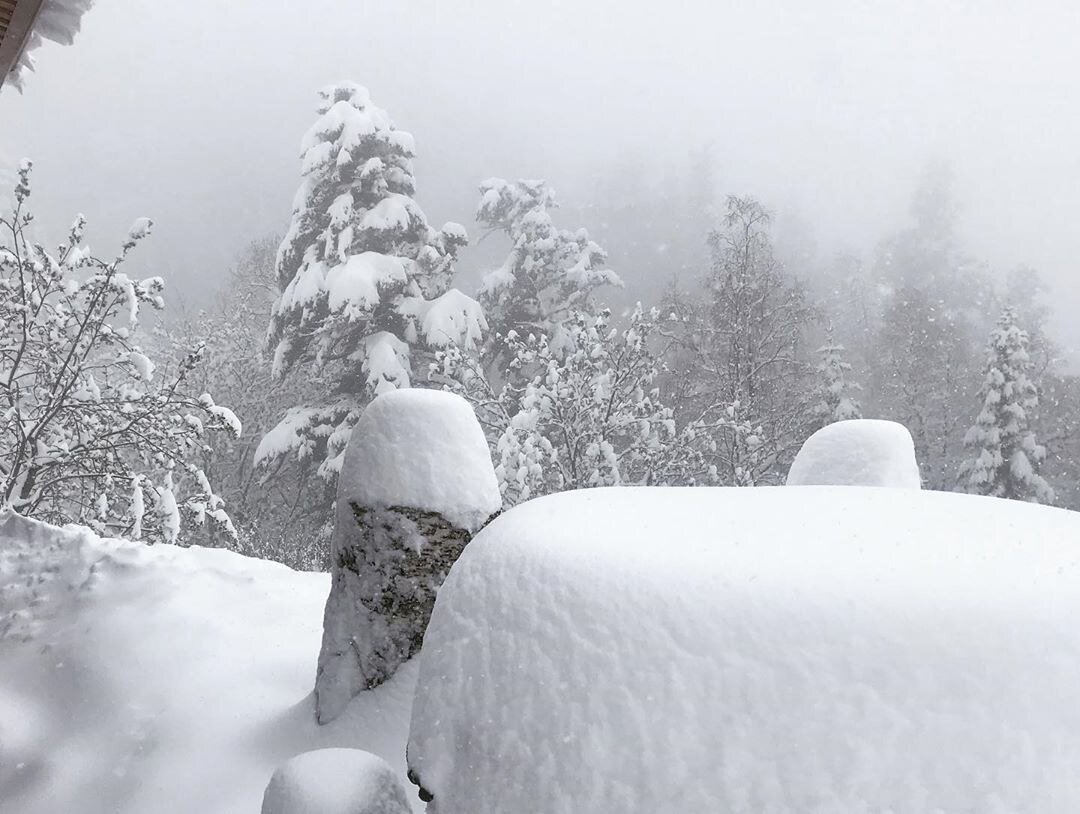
[314,389,501,724]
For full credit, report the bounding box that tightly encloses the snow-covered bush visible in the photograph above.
[262,749,410,814]
[260,83,484,489]
[476,178,620,359]
[787,419,921,489]
[435,306,711,505]
[960,308,1054,503]
[0,162,239,543]
[409,486,1080,813]
[157,237,328,567]
[315,388,499,723]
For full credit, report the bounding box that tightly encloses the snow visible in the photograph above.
[325,252,412,315]
[6,0,95,91]
[786,418,921,489]
[409,486,1080,813]
[261,749,410,814]
[416,288,486,348]
[336,389,500,534]
[0,510,423,813]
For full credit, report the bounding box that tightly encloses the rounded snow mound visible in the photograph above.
[409,486,1080,813]
[262,749,411,814]
[787,418,921,488]
[338,388,500,532]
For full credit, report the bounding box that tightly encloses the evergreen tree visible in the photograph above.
[262,83,484,481]
[476,178,620,357]
[960,308,1054,503]
[814,334,863,425]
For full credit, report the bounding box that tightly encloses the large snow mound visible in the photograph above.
[337,388,500,531]
[0,511,423,813]
[787,418,921,488]
[409,487,1080,813]
[262,748,410,814]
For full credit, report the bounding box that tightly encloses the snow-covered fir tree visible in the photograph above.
[261,83,485,483]
[960,308,1054,503]
[0,162,240,543]
[476,178,620,359]
[814,334,863,425]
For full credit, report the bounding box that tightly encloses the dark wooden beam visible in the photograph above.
[0,0,47,87]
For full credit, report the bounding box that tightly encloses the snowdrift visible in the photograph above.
[0,511,423,814]
[787,418,921,488]
[409,486,1080,813]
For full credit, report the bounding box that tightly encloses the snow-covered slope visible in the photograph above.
[0,511,422,814]
[409,486,1080,813]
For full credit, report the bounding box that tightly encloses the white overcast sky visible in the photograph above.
[2,0,1079,354]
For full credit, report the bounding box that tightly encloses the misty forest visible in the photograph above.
[3,3,1080,813]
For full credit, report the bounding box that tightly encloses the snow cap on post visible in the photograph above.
[787,419,921,489]
[261,748,411,814]
[338,388,500,533]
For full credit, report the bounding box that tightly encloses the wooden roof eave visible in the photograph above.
[0,0,47,86]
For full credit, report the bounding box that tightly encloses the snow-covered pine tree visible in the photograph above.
[476,178,620,357]
[0,162,240,543]
[960,308,1054,503]
[814,334,863,425]
[261,83,485,483]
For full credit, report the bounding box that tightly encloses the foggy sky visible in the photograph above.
[2,0,1079,356]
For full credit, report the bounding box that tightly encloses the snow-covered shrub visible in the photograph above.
[157,237,328,567]
[435,306,712,505]
[315,389,499,723]
[0,162,239,543]
[787,419,921,488]
[960,308,1054,503]
[261,749,410,814]
[409,486,1080,813]
[260,83,484,490]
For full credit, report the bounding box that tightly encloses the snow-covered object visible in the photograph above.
[408,486,1080,813]
[339,389,500,532]
[261,83,481,485]
[0,511,424,814]
[5,0,94,91]
[262,749,410,814]
[315,389,500,723]
[787,418,921,488]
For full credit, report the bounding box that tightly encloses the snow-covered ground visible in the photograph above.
[0,511,422,814]
[410,486,1080,813]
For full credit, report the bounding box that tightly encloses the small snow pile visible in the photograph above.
[315,388,500,723]
[0,512,423,814]
[787,418,921,488]
[409,486,1080,813]
[262,749,411,814]
[336,388,500,532]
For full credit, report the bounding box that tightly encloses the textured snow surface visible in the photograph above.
[409,486,1080,813]
[787,419,921,488]
[262,749,411,814]
[337,388,500,532]
[0,511,423,813]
